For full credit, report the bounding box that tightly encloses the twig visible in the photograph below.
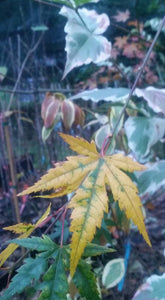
[60,206,67,247]
[102,15,165,155]
[34,0,61,8]
[0,88,76,95]
[7,33,44,111]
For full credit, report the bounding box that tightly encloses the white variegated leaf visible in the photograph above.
[125,117,165,160]
[60,7,111,78]
[135,87,165,115]
[136,161,165,196]
[70,87,130,102]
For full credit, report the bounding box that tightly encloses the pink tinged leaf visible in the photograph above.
[61,100,75,130]
[122,43,139,58]
[60,6,111,78]
[74,104,85,127]
[135,87,165,115]
[41,92,54,119]
[113,10,130,23]
[42,94,61,129]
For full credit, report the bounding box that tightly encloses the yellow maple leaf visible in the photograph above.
[18,133,151,276]
[0,204,51,267]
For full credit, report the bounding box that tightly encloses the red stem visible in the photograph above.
[60,206,67,247]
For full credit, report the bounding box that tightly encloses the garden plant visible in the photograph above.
[0,0,165,299]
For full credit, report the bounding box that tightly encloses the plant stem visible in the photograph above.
[102,15,165,155]
[7,33,44,111]
[60,206,67,247]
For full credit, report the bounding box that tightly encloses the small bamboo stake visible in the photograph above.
[3,118,21,223]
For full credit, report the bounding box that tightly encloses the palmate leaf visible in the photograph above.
[38,249,68,300]
[11,235,57,252]
[73,259,100,300]
[1,257,47,300]
[0,204,51,267]
[18,133,151,276]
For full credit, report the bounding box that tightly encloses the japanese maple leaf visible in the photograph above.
[18,133,151,276]
[123,43,140,58]
[0,205,51,267]
[113,10,130,23]
[114,36,128,49]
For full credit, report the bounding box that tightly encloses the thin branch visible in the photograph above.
[0,88,76,95]
[7,33,45,111]
[60,206,68,246]
[34,0,61,8]
[102,15,165,155]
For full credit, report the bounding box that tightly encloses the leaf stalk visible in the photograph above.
[102,15,165,155]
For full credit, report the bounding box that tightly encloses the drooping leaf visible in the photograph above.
[0,204,51,267]
[74,104,85,127]
[18,134,151,276]
[102,258,125,289]
[60,7,111,78]
[61,99,75,130]
[124,117,165,160]
[70,87,130,102]
[135,87,165,116]
[38,249,68,300]
[73,259,100,300]
[136,160,165,196]
[1,257,47,300]
[41,92,62,129]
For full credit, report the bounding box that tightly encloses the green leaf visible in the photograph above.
[132,273,165,300]
[38,249,68,300]
[124,117,165,161]
[144,17,165,33]
[0,66,7,81]
[95,124,111,148]
[11,235,57,252]
[135,87,165,116]
[73,259,100,300]
[136,160,165,196]
[109,106,124,134]
[83,243,115,257]
[60,7,111,78]
[1,257,47,300]
[46,0,99,8]
[70,87,130,102]
[31,25,48,31]
[102,258,125,289]
[74,0,100,6]
[42,125,54,142]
